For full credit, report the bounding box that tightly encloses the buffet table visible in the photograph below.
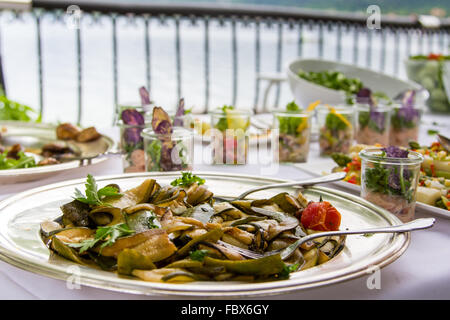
[0,114,449,300]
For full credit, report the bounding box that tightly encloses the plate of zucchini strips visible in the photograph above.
[0,172,409,297]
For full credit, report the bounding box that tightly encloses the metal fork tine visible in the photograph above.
[217,240,276,259]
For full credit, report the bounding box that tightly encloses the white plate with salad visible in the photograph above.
[0,121,115,184]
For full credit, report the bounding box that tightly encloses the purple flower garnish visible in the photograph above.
[381,146,409,158]
[139,86,151,105]
[356,88,376,106]
[173,98,185,127]
[121,109,145,126]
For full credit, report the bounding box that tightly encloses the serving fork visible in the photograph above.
[218,217,435,260]
[213,171,347,202]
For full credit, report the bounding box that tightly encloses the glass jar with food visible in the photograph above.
[141,107,193,172]
[318,105,354,156]
[210,106,251,165]
[389,104,422,148]
[405,54,450,114]
[117,108,148,173]
[360,146,423,222]
[355,103,391,146]
[273,101,311,163]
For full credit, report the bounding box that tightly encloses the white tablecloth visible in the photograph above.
[0,114,449,300]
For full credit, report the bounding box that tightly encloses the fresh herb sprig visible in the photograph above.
[0,151,37,170]
[170,172,205,187]
[147,211,160,229]
[278,263,300,279]
[277,101,307,136]
[0,95,40,122]
[189,249,209,261]
[67,223,134,254]
[74,174,123,206]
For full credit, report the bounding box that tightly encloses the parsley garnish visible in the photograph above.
[278,263,300,279]
[67,223,134,254]
[147,211,160,229]
[74,174,123,206]
[170,172,205,187]
[189,249,209,261]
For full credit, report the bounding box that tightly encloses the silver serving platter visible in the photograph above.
[0,172,409,297]
[0,121,115,184]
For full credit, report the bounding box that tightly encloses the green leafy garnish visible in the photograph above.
[189,249,209,262]
[0,151,37,170]
[277,101,307,136]
[325,112,349,131]
[408,141,421,150]
[170,172,205,187]
[147,211,160,229]
[0,95,40,122]
[221,105,235,113]
[278,263,300,279]
[74,174,123,206]
[67,223,134,254]
[427,129,439,136]
[364,163,413,202]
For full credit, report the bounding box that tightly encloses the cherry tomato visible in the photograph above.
[347,176,357,185]
[428,53,442,60]
[300,201,341,231]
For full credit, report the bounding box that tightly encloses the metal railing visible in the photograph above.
[0,0,449,125]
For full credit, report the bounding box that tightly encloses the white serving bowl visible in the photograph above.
[287,58,428,108]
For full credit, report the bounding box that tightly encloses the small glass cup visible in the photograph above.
[173,113,195,130]
[355,103,391,146]
[273,111,311,163]
[317,105,354,156]
[389,103,423,147]
[360,148,424,222]
[141,127,193,172]
[210,108,251,165]
[115,103,154,125]
[117,121,148,173]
